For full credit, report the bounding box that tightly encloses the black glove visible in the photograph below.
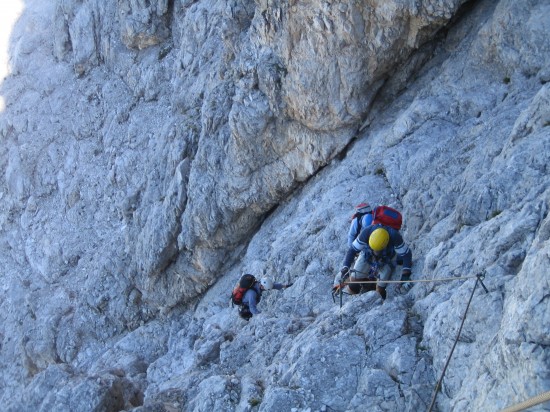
[339,266,350,280]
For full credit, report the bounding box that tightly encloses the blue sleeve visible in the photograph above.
[347,218,359,247]
[272,283,284,290]
[243,289,261,314]
[344,225,373,268]
[347,215,373,247]
[391,231,412,272]
[343,247,358,268]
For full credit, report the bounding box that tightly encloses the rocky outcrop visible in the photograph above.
[0,0,548,411]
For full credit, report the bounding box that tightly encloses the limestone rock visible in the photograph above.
[0,0,549,411]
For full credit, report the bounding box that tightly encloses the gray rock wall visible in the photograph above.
[0,0,549,411]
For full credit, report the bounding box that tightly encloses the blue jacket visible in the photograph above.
[242,282,285,315]
[347,213,373,247]
[343,224,412,274]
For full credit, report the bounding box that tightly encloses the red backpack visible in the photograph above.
[372,206,403,230]
[231,274,256,306]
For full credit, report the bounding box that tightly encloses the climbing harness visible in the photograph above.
[427,273,488,412]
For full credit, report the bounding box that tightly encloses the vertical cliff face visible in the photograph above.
[1,0,549,410]
[36,0,468,308]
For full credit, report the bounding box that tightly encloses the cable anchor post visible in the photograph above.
[477,272,489,294]
[331,273,346,308]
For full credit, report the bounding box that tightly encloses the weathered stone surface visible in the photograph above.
[0,0,549,411]
[119,0,172,50]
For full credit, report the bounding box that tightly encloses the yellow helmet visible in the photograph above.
[369,228,390,251]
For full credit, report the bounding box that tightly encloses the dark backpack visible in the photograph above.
[372,206,403,230]
[231,274,256,306]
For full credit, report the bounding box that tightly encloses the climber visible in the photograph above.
[347,202,376,277]
[347,202,374,247]
[239,277,292,321]
[333,225,413,300]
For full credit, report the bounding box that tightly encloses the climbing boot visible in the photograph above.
[376,285,387,300]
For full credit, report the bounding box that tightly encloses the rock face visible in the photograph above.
[0,0,549,411]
